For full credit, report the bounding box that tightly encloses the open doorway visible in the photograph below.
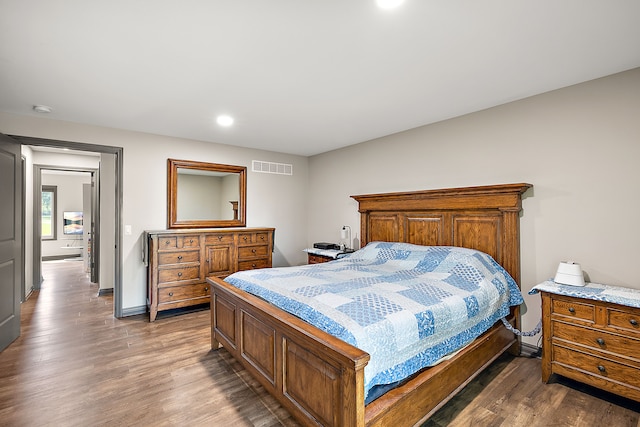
[37,167,98,284]
[13,135,123,317]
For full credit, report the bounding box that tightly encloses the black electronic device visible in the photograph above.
[313,242,339,250]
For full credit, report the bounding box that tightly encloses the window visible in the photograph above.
[42,185,57,240]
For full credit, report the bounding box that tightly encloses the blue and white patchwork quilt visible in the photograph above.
[225,242,524,401]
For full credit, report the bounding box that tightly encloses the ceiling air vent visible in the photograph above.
[252,160,293,176]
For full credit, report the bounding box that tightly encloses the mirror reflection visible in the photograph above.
[167,159,246,229]
[177,169,240,221]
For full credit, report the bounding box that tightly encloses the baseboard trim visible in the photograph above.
[121,305,147,317]
[521,342,542,358]
[43,254,81,261]
[98,288,114,296]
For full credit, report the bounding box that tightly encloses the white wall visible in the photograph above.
[1,115,309,313]
[307,68,640,346]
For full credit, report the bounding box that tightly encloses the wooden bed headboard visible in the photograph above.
[352,183,532,287]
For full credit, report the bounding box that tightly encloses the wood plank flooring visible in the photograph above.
[0,260,638,426]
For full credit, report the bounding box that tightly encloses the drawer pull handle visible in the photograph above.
[177,256,183,260]
[596,338,605,346]
[243,236,248,241]
[204,287,208,292]
[190,239,194,243]
[251,249,256,253]
[252,263,256,268]
[168,292,174,297]
[177,272,182,277]
[165,241,171,245]
[218,236,222,240]
[568,307,575,314]
[631,319,638,326]
[597,365,606,373]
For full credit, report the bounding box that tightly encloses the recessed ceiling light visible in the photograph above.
[216,115,234,127]
[33,104,53,113]
[376,0,405,9]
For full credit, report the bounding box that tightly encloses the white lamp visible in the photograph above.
[341,225,351,250]
[554,261,585,287]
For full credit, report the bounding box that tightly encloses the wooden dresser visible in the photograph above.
[541,290,640,402]
[146,227,274,321]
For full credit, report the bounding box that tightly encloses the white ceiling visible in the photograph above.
[1,1,639,157]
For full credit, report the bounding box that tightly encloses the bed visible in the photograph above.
[207,183,532,427]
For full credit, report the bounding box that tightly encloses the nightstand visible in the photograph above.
[531,281,640,403]
[303,248,353,264]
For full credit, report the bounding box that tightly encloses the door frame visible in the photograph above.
[12,135,124,318]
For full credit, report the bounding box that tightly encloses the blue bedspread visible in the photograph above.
[225,242,523,401]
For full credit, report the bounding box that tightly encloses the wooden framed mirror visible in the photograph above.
[167,159,246,229]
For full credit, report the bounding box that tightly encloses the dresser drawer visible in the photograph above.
[238,259,270,271]
[238,232,270,245]
[158,283,211,303]
[158,265,201,284]
[552,321,640,363]
[551,297,595,323]
[157,250,200,266]
[238,245,269,259]
[204,233,235,245]
[607,308,640,335]
[553,345,640,389]
[158,235,200,250]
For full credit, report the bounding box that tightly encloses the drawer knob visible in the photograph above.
[631,319,638,326]
[568,307,575,314]
[177,272,182,277]
[204,287,208,292]
[190,239,194,243]
[168,292,174,297]
[243,236,248,241]
[252,263,256,268]
[165,240,170,245]
[218,236,222,240]
[597,365,606,373]
[177,255,183,260]
[596,338,605,346]
[251,249,256,253]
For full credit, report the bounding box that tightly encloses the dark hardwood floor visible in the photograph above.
[0,260,638,426]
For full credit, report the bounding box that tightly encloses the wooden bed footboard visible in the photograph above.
[209,276,370,427]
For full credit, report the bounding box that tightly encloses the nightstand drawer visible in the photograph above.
[553,345,640,389]
[158,250,200,266]
[552,321,640,363]
[308,254,332,264]
[551,297,595,323]
[607,308,640,335]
